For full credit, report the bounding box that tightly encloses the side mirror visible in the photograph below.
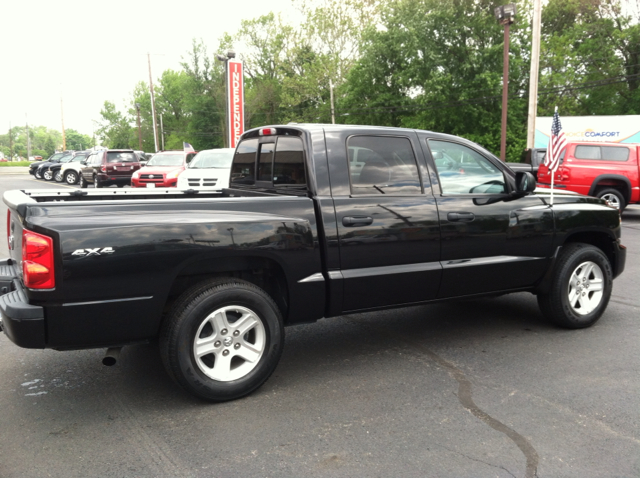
[516,172,536,194]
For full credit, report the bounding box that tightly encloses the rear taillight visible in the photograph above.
[22,229,55,289]
[101,165,106,173]
[6,210,11,250]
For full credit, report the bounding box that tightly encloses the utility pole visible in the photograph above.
[494,4,517,161]
[526,0,542,150]
[9,122,13,161]
[25,114,31,160]
[160,114,165,150]
[135,103,142,150]
[61,97,66,150]
[148,53,159,153]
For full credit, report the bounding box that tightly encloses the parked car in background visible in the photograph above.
[80,149,142,188]
[176,148,234,190]
[59,151,99,185]
[508,147,546,179]
[29,152,69,176]
[131,150,197,188]
[537,141,640,211]
[34,152,74,179]
[49,151,92,182]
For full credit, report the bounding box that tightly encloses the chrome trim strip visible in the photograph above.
[341,262,441,279]
[328,271,344,280]
[298,273,325,283]
[63,296,153,307]
[443,255,542,269]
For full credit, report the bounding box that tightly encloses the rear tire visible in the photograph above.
[596,188,625,212]
[537,243,612,329]
[94,175,102,188]
[79,175,87,188]
[160,279,284,402]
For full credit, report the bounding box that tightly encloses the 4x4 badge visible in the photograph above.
[72,247,115,257]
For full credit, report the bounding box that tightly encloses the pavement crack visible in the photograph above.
[434,444,518,478]
[348,317,539,478]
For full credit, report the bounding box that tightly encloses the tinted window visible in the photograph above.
[602,146,629,161]
[575,145,600,160]
[230,138,259,185]
[348,136,421,195]
[257,143,275,181]
[107,152,137,163]
[429,140,506,195]
[274,137,305,185]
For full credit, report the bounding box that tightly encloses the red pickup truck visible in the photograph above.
[537,141,640,211]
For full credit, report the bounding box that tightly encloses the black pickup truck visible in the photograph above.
[0,125,626,402]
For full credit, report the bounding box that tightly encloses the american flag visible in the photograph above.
[544,108,567,172]
[183,142,195,153]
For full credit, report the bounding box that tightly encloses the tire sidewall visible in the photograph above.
[172,284,284,401]
[556,246,613,327]
[597,188,626,211]
[65,171,77,184]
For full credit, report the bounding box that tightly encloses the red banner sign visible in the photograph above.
[226,60,245,148]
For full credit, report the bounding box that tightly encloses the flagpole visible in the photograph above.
[549,106,558,207]
[550,164,554,206]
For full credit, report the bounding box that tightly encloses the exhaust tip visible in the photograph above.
[102,347,122,366]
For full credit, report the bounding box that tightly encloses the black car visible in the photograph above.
[29,152,69,176]
[34,152,74,180]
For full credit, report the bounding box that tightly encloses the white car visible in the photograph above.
[176,148,235,190]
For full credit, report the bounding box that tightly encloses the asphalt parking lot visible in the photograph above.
[0,173,638,478]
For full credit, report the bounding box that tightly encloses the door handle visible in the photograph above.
[342,216,373,227]
[447,212,475,222]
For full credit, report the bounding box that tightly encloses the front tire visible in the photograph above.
[537,243,613,329]
[34,169,43,179]
[160,279,284,402]
[596,188,626,212]
[43,170,53,181]
[65,171,78,184]
[54,170,63,182]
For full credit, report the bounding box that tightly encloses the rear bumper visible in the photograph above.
[0,259,45,349]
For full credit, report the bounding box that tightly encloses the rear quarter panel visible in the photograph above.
[21,196,323,349]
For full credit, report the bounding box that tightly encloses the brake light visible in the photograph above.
[22,230,55,289]
[259,128,277,136]
[101,165,106,173]
[6,210,11,250]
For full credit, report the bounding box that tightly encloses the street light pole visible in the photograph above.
[135,103,142,151]
[494,4,516,162]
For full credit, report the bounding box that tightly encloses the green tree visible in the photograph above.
[97,101,135,148]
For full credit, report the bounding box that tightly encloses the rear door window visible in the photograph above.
[347,136,422,195]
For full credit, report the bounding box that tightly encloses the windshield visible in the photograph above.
[146,153,184,166]
[58,153,74,162]
[189,150,234,169]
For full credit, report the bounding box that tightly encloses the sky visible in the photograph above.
[1,0,297,137]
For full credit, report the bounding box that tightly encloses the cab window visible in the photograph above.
[428,140,506,195]
[347,136,421,195]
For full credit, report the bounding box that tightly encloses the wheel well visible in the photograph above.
[591,177,630,203]
[564,232,617,274]
[163,256,290,324]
